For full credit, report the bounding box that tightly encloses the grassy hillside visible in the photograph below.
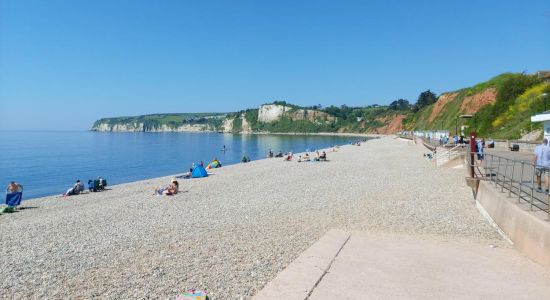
[408,73,549,139]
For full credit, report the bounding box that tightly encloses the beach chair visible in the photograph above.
[4,191,23,213]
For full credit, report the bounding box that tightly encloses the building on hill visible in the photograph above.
[531,112,550,141]
[537,71,550,83]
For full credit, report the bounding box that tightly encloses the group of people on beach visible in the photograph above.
[154,157,223,196]
[5,142,342,203]
[266,148,329,162]
[63,177,107,197]
[297,151,327,162]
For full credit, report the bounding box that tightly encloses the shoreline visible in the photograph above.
[89,129,383,138]
[15,142,365,203]
[14,135,379,202]
[0,136,503,299]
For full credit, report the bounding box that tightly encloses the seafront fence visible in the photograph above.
[466,146,549,218]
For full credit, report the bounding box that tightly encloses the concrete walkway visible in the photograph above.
[254,230,550,300]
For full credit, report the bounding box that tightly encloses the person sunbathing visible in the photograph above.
[154,179,179,196]
[319,151,327,161]
[303,153,311,161]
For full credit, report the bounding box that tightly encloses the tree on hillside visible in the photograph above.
[415,90,437,110]
[389,98,410,110]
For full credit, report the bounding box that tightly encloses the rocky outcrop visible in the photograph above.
[240,114,252,133]
[258,104,289,123]
[221,118,234,133]
[288,109,337,123]
[257,104,337,124]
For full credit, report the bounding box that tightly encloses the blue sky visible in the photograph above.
[1,0,549,130]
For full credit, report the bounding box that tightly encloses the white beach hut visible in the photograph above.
[531,112,550,140]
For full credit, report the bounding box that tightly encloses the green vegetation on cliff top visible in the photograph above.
[92,72,550,139]
[409,73,549,139]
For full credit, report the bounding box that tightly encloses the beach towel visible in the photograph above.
[6,192,22,207]
[176,289,207,300]
[1,206,15,214]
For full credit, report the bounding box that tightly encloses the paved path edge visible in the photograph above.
[252,229,350,300]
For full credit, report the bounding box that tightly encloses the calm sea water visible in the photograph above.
[0,131,355,200]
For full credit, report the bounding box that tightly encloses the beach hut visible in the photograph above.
[191,165,208,178]
[531,111,550,141]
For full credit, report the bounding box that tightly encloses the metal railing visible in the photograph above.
[466,147,549,218]
[433,145,463,166]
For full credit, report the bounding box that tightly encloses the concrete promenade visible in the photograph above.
[255,230,550,300]
[255,141,550,300]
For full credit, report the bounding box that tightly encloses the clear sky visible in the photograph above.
[1,0,549,130]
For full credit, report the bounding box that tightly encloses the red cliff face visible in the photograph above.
[460,88,497,114]
[429,93,458,122]
[371,114,406,134]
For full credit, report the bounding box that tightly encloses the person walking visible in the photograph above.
[476,138,485,166]
[533,139,550,193]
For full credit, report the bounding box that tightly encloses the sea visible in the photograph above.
[0,131,357,200]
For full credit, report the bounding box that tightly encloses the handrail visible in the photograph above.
[465,146,549,219]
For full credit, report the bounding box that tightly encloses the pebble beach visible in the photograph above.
[0,136,505,299]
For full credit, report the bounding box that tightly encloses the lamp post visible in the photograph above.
[543,93,548,112]
[474,114,477,134]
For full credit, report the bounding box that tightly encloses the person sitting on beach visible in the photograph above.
[88,179,96,192]
[303,153,311,162]
[6,181,23,193]
[268,149,273,158]
[97,176,106,190]
[275,151,283,158]
[242,155,250,163]
[297,155,302,162]
[319,151,327,161]
[154,178,179,196]
[64,180,83,196]
[208,158,222,168]
[284,152,293,161]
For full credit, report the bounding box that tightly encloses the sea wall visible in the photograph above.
[473,177,550,267]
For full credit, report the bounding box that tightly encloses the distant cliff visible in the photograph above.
[91,113,227,132]
[90,103,404,134]
[91,72,550,138]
